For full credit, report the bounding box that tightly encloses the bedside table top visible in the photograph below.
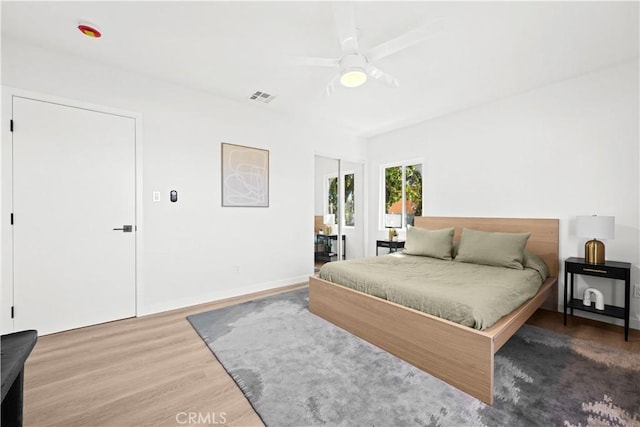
[564,257,631,270]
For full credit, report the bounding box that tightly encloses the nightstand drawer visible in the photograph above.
[376,240,405,248]
[565,263,627,280]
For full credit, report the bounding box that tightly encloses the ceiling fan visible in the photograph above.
[297,3,444,95]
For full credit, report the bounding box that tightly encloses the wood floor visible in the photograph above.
[23,283,639,427]
[527,309,640,352]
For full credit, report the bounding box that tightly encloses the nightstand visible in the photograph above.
[376,240,405,255]
[314,234,346,262]
[563,257,631,341]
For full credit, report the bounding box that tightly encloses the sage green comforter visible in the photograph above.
[318,253,546,330]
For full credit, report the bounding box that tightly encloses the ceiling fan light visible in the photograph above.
[340,69,367,88]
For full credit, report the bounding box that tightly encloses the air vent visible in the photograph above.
[249,91,275,104]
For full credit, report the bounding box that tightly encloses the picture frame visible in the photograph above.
[221,142,269,207]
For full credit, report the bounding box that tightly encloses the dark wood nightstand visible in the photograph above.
[563,257,631,341]
[376,240,405,255]
[315,234,346,262]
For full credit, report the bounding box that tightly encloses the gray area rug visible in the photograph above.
[188,289,640,426]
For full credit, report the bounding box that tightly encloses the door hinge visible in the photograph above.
[10,213,14,225]
[10,120,13,132]
[11,306,14,319]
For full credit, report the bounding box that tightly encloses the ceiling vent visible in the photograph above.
[249,91,275,104]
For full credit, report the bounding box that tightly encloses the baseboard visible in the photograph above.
[138,275,310,317]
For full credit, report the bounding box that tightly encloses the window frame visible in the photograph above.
[379,159,424,230]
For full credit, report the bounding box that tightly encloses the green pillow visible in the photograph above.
[404,226,455,260]
[523,250,550,280]
[455,228,530,269]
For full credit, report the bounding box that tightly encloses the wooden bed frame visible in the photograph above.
[309,216,559,405]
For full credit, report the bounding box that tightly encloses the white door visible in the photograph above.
[12,96,136,335]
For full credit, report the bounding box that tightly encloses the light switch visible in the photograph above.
[152,191,161,202]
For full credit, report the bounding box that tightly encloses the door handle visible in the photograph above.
[113,225,133,232]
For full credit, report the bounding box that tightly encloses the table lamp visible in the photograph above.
[575,215,615,264]
[323,214,335,235]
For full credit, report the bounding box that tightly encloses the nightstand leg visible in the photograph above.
[625,274,630,341]
[569,273,574,316]
[563,268,568,326]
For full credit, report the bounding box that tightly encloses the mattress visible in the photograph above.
[318,253,546,330]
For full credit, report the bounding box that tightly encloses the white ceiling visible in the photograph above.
[2,1,638,137]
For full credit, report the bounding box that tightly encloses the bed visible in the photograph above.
[308,216,559,405]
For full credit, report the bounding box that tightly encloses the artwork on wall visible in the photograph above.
[221,142,269,207]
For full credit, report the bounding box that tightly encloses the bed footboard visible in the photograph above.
[309,276,496,404]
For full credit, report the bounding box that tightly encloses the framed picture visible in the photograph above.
[221,142,269,207]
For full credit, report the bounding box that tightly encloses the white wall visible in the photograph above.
[1,37,364,327]
[367,60,640,329]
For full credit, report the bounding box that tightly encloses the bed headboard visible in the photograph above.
[413,216,559,277]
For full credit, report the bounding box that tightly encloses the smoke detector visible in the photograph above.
[78,23,102,38]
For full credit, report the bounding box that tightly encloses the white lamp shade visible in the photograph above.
[385,213,402,228]
[324,214,336,225]
[576,215,615,240]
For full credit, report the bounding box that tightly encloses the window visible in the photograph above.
[326,173,355,227]
[383,162,422,228]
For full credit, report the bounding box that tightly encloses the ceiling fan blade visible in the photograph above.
[365,64,400,88]
[366,18,445,62]
[324,74,340,96]
[290,56,340,67]
[332,2,359,53]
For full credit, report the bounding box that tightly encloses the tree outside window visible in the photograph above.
[327,173,355,227]
[328,177,338,221]
[344,173,355,227]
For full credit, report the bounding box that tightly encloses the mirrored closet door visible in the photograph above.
[314,155,364,272]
